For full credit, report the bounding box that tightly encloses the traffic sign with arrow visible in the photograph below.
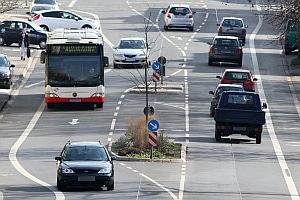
[147,119,159,132]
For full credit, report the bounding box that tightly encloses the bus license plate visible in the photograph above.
[69,99,81,102]
[78,176,95,181]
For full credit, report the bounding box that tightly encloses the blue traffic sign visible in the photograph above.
[152,61,161,71]
[147,119,160,132]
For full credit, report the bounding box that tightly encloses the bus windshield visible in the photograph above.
[47,56,102,87]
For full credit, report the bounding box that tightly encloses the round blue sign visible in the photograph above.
[147,119,160,132]
[152,61,161,71]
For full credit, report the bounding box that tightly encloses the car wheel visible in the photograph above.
[96,103,103,108]
[215,129,221,142]
[39,39,46,49]
[284,48,290,55]
[256,133,261,144]
[40,25,49,31]
[107,181,114,191]
[237,59,242,67]
[208,59,213,66]
[57,178,66,191]
[82,25,92,29]
[210,107,215,117]
[189,26,194,31]
[0,36,6,46]
[113,63,120,69]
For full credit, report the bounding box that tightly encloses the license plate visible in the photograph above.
[125,58,135,61]
[222,51,231,54]
[78,176,95,181]
[233,127,246,131]
[69,99,81,102]
[228,30,238,33]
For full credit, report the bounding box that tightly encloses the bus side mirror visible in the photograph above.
[40,51,46,64]
[104,56,109,67]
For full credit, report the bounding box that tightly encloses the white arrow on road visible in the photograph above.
[69,119,80,125]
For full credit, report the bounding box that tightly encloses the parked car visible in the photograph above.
[161,4,196,31]
[283,18,298,55]
[209,83,244,117]
[208,36,243,67]
[217,17,248,43]
[216,69,257,92]
[0,54,15,89]
[55,141,116,191]
[28,0,60,15]
[32,10,100,31]
[0,19,47,48]
[113,37,151,68]
[26,4,57,21]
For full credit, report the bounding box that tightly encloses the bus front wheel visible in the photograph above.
[47,103,54,109]
[96,103,103,108]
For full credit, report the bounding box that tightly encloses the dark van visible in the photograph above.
[0,19,47,49]
[284,18,298,55]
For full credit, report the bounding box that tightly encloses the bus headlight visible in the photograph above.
[91,93,104,97]
[45,93,59,98]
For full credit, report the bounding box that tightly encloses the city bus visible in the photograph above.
[40,28,109,109]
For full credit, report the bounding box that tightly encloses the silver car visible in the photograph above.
[0,54,15,89]
[217,17,248,43]
[162,4,196,31]
[113,38,151,69]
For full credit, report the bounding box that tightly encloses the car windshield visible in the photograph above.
[214,39,238,47]
[32,5,53,12]
[119,40,146,49]
[63,146,109,161]
[216,86,243,97]
[0,57,9,67]
[34,0,55,5]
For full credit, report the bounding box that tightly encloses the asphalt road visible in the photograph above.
[1,0,300,200]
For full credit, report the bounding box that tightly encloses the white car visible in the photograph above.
[28,0,60,14]
[113,38,151,69]
[31,10,100,31]
[26,4,57,21]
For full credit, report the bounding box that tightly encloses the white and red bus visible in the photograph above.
[40,28,108,109]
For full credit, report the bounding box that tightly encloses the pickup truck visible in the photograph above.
[214,91,267,144]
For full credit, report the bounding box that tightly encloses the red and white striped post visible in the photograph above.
[148,131,158,147]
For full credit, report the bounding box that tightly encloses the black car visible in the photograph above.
[208,35,243,67]
[0,19,47,48]
[55,141,116,191]
[0,54,15,89]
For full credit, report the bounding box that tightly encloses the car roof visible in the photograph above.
[168,4,191,8]
[221,17,243,20]
[223,69,251,73]
[216,83,244,88]
[37,9,75,14]
[66,141,105,148]
[213,35,239,40]
[120,37,145,41]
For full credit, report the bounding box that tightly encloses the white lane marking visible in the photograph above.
[7,55,65,200]
[23,80,44,88]
[251,6,300,200]
[68,0,77,7]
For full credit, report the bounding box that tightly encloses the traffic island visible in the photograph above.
[130,82,184,94]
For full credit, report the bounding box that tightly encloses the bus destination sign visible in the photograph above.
[50,45,99,54]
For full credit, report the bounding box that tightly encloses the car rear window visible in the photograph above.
[34,0,55,5]
[169,7,190,15]
[225,72,250,80]
[222,19,243,27]
[214,38,238,47]
[227,94,254,105]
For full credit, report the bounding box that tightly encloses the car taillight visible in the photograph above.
[167,13,171,18]
[236,49,242,55]
[209,47,215,53]
[242,28,246,34]
[189,13,193,18]
[218,27,222,33]
[33,14,40,21]
[212,97,218,102]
